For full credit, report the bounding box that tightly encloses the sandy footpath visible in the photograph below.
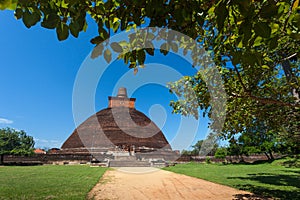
[88,167,270,200]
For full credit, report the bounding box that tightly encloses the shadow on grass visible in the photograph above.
[228,173,300,199]
[226,159,274,166]
[281,158,300,168]
[3,162,43,166]
[233,193,272,200]
[228,155,299,166]
[281,170,300,174]
[233,184,299,199]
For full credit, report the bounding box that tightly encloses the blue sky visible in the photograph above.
[0,10,210,150]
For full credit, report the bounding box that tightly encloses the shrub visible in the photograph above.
[205,156,211,164]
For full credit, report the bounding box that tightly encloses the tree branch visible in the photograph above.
[283,0,297,32]
[232,63,249,93]
[230,92,298,107]
[282,53,297,61]
[282,59,300,103]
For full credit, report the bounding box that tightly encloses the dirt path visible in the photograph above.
[88,167,269,200]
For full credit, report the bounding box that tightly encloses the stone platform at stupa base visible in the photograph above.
[2,148,179,167]
[55,148,179,167]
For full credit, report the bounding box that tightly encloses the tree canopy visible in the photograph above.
[0,127,35,164]
[1,0,299,153]
[181,138,219,156]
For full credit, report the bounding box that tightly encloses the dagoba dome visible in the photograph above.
[61,88,171,154]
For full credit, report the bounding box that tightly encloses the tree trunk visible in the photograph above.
[264,152,270,160]
[228,156,232,163]
[269,150,274,160]
[0,154,3,165]
[240,155,244,163]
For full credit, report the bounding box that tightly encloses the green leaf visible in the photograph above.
[110,42,123,53]
[104,49,112,63]
[56,22,69,41]
[215,1,228,31]
[242,52,257,66]
[128,33,136,44]
[160,43,169,55]
[290,33,300,40]
[137,50,146,65]
[145,41,154,55]
[292,0,299,11]
[83,22,88,32]
[147,33,155,40]
[270,23,279,34]
[254,22,271,38]
[292,14,300,29]
[183,48,188,56]
[240,21,252,46]
[145,48,154,56]
[253,36,262,47]
[91,44,104,59]
[90,36,104,45]
[60,0,69,9]
[0,0,17,10]
[112,21,119,33]
[129,63,136,69]
[262,65,270,69]
[22,10,40,28]
[98,27,109,41]
[69,22,80,38]
[145,41,154,49]
[14,8,22,20]
[41,14,60,29]
[260,3,278,19]
[170,42,178,52]
[268,36,278,49]
[120,18,127,30]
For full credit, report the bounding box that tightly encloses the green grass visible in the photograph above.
[164,158,300,199]
[0,165,107,200]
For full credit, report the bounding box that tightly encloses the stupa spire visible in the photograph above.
[117,87,128,98]
[108,87,136,108]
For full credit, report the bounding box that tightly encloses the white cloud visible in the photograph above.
[34,138,63,148]
[0,118,13,124]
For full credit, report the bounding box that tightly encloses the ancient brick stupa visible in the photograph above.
[61,88,173,163]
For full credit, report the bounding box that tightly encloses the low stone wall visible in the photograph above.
[3,154,92,165]
[3,153,281,166]
[176,154,282,163]
[136,151,179,161]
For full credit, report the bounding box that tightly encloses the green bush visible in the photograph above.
[205,156,211,164]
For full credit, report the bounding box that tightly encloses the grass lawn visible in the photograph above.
[164,158,300,199]
[0,165,107,200]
